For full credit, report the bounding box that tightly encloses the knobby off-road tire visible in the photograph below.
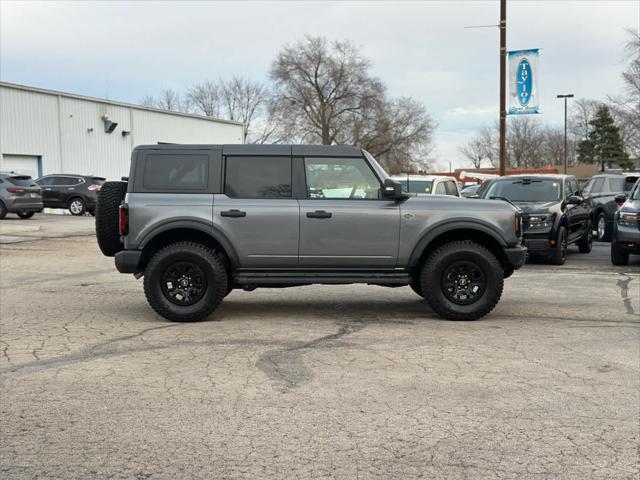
[143,242,228,322]
[95,181,127,257]
[409,279,423,297]
[420,241,504,321]
[577,220,593,254]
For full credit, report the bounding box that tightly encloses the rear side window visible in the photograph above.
[225,156,291,198]
[444,180,458,196]
[6,176,36,187]
[625,176,639,192]
[143,154,209,190]
[605,177,625,193]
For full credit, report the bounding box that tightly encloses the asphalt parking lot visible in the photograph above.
[0,215,638,479]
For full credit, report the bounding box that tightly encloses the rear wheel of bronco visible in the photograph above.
[95,181,127,257]
[143,242,228,322]
[420,241,504,321]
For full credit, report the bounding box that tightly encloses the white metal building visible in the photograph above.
[0,82,244,180]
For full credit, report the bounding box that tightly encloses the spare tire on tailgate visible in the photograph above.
[95,181,127,257]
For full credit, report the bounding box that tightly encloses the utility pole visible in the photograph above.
[499,0,507,176]
[556,94,574,174]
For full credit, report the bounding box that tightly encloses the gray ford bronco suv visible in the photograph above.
[95,144,526,321]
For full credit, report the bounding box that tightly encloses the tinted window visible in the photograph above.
[305,157,380,199]
[144,154,209,190]
[225,156,291,198]
[567,178,580,196]
[6,176,36,187]
[444,181,458,196]
[399,180,433,194]
[36,177,54,186]
[625,176,639,192]
[435,182,446,195]
[485,178,562,202]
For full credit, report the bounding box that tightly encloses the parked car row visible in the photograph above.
[0,172,105,219]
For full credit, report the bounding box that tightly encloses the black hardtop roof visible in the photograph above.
[134,144,364,157]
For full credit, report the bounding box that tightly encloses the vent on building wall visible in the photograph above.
[101,115,118,134]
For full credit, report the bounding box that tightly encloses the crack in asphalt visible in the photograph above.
[256,318,412,393]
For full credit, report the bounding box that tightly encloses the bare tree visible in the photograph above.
[187,81,220,117]
[219,77,271,143]
[270,36,434,171]
[140,88,188,112]
[608,28,640,157]
[270,36,382,145]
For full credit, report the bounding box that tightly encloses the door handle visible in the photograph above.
[306,210,332,219]
[220,209,246,218]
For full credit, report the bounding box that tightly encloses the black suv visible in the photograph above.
[611,179,640,265]
[582,172,639,241]
[479,174,593,265]
[36,174,106,216]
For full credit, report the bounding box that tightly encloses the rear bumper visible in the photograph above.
[115,250,142,274]
[503,244,527,269]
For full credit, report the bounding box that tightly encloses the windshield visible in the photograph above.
[399,180,433,194]
[632,182,640,200]
[485,178,562,202]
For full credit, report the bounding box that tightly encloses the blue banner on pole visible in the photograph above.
[508,49,540,115]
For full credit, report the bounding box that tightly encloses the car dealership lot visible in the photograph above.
[0,216,638,479]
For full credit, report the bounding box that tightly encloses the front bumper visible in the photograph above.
[503,244,527,269]
[115,250,142,274]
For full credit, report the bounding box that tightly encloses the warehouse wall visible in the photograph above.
[0,84,244,180]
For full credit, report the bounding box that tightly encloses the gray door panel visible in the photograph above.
[298,200,400,267]
[213,195,299,268]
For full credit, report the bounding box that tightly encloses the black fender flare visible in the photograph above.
[408,219,508,268]
[138,219,240,267]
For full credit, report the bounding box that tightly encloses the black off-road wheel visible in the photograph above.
[549,226,568,265]
[17,211,35,219]
[420,241,504,321]
[611,244,629,266]
[143,242,228,322]
[95,181,127,257]
[577,220,593,253]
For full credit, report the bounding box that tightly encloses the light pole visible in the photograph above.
[557,94,574,174]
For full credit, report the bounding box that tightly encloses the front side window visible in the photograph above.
[305,157,380,199]
[485,178,562,202]
[606,177,625,193]
[225,156,291,198]
[143,154,209,190]
[435,182,446,195]
[399,179,433,194]
[566,178,580,197]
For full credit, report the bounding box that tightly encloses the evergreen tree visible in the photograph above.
[577,105,631,171]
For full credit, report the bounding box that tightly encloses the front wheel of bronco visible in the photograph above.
[143,242,228,322]
[421,241,504,321]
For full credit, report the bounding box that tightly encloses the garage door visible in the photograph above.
[1,154,40,179]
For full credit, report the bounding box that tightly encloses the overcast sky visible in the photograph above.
[1,0,638,170]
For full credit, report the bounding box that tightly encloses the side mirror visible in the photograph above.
[382,178,407,199]
[566,195,582,205]
[614,194,627,206]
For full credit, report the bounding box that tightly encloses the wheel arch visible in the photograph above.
[409,223,510,272]
[139,223,240,271]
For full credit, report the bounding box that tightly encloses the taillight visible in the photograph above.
[7,188,25,194]
[515,211,522,238]
[119,204,129,236]
[616,199,626,207]
[88,184,102,191]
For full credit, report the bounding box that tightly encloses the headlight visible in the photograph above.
[618,213,640,227]
[527,215,552,229]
